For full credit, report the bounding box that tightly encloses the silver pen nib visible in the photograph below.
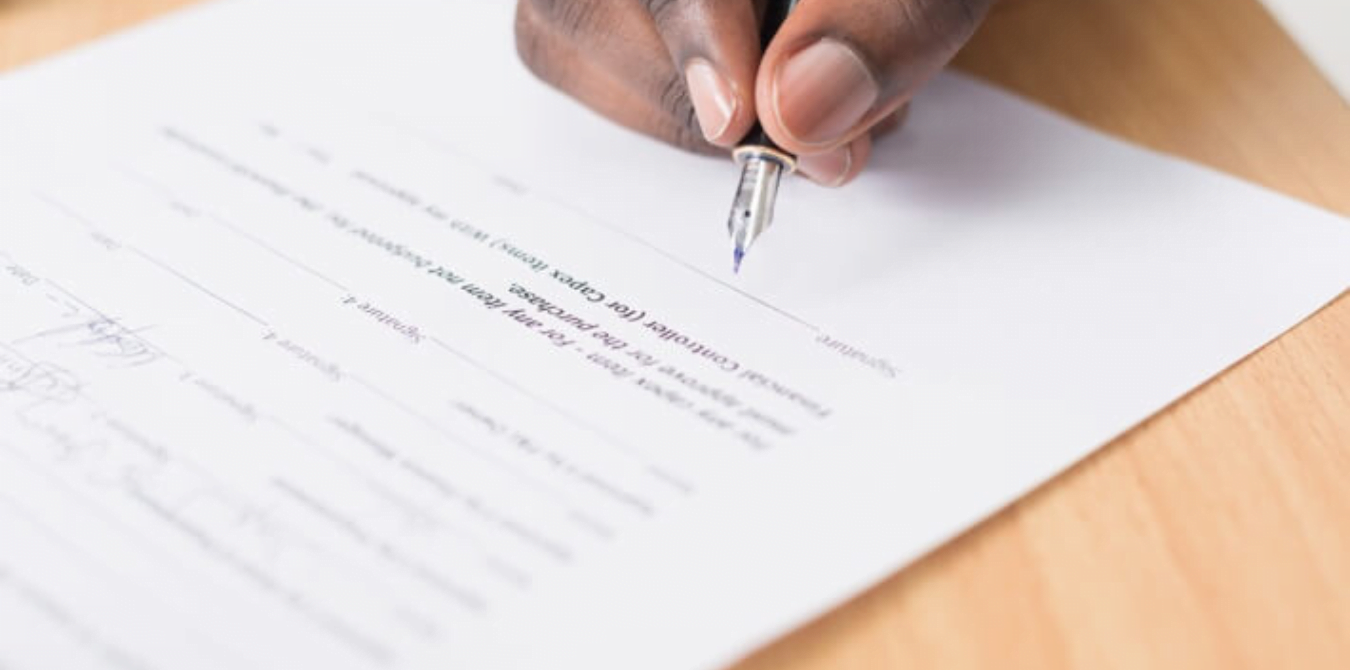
[727,148,790,273]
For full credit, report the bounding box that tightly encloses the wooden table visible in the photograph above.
[3,0,1347,667]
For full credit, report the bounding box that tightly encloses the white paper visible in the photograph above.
[0,1,1346,669]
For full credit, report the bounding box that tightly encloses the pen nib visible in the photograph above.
[725,151,786,276]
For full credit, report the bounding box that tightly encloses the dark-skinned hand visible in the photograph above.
[515,0,997,186]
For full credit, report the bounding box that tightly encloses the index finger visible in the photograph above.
[644,0,764,146]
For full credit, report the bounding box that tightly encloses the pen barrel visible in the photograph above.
[739,124,776,152]
[759,0,802,49]
[734,0,802,161]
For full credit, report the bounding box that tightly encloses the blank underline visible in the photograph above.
[377,117,822,334]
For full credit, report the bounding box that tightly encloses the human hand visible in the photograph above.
[515,0,996,186]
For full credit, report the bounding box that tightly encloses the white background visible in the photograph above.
[1260,0,1350,102]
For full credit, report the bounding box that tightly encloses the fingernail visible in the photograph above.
[684,59,738,142]
[773,39,878,147]
[796,145,853,187]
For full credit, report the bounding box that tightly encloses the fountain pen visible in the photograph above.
[727,0,801,273]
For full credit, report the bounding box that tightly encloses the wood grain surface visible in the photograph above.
[2,0,1347,668]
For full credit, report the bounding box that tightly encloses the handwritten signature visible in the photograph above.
[0,346,82,404]
[17,314,163,369]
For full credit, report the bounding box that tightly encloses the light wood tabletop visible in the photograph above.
[3,0,1347,668]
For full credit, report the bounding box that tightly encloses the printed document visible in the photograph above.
[1,1,1347,668]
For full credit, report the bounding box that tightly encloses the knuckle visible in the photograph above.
[655,70,702,138]
[514,3,567,86]
[528,0,611,37]
[903,0,987,51]
[665,120,717,154]
[639,0,681,27]
[644,69,713,154]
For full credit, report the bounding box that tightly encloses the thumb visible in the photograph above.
[756,0,995,155]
